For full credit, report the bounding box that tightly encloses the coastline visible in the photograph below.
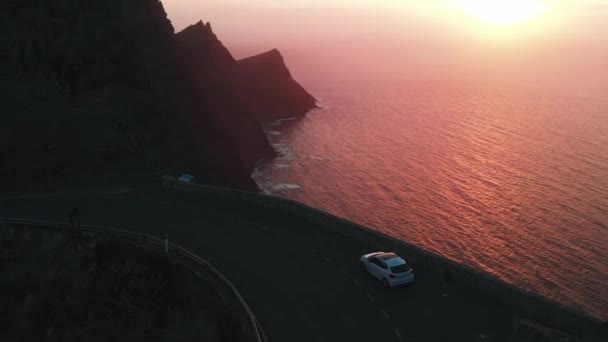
[162,176,607,340]
[250,83,608,322]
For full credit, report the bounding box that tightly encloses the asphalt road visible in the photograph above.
[0,186,514,342]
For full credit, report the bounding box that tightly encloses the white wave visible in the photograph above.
[278,116,299,122]
[273,163,290,169]
[251,166,265,179]
[271,183,302,191]
[307,106,326,115]
[266,117,298,127]
[251,166,275,195]
[271,143,295,160]
[267,131,282,136]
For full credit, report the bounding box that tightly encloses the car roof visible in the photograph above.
[377,253,406,266]
[378,252,398,260]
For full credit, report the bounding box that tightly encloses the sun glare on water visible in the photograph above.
[456,0,545,27]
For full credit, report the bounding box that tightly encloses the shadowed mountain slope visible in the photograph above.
[0,0,315,192]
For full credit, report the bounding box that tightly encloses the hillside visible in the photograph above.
[0,0,316,192]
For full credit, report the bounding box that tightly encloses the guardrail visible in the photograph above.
[161,175,606,340]
[0,217,265,342]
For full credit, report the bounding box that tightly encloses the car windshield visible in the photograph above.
[391,264,411,273]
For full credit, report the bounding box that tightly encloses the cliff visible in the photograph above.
[237,49,318,121]
[175,21,237,76]
[175,22,318,123]
[173,21,275,180]
[0,0,312,192]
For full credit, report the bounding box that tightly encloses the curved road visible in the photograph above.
[1,186,513,341]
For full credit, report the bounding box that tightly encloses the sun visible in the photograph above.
[456,0,545,27]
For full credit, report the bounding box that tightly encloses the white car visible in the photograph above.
[360,252,414,287]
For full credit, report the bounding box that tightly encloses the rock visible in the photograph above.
[175,22,318,123]
[175,21,237,76]
[174,21,277,189]
[0,1,315,192]
[237,49,318,121]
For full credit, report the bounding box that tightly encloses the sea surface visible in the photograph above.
[253,77,608,320]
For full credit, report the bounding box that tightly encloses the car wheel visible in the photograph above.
[383,278,390,288]
[360,262,366,271]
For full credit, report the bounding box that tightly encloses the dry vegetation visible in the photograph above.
[0,227,245,342]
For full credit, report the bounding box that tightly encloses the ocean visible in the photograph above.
[253,76,608,320]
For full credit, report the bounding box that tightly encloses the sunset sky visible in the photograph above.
[163,0,608,96]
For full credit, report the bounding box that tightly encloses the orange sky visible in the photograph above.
[162,0,608,97]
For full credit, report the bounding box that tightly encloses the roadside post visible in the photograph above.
[165,234,169,256]
[68,207,80,242]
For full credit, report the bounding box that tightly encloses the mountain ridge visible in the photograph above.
[0,0,316,192]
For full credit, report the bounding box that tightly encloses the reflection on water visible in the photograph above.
[254,80,608,320]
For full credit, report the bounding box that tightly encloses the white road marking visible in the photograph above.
[394,328,402,340]
[380,309,390,319]
[367,292,376,303]
[322,256,333,263]
[339,267,348,275]
[352,280,361,287]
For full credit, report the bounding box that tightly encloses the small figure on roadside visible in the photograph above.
[68,207,80,230]
[442,266,452,297]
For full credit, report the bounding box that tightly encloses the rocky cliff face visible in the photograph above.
[237,49,318,121]
[173,21,275,180]
[0,0,313,192]
[1,0,177,191]
[175,22,318,123]
[175,21,237,77]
